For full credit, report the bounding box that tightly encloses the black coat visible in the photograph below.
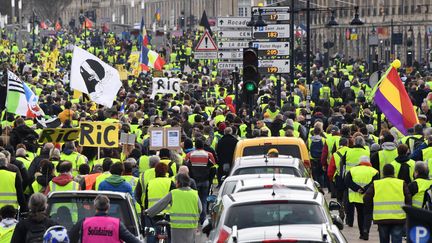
[216,134,238,166]
[11,214,57,243]
[9,125,38,150]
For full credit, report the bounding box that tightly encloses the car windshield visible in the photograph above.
[47,196,138,235]
[225,202,325,230]
[243,145,301,158]
[233,166,301,176]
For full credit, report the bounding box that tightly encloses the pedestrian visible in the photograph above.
[0,205,18,242]
[364,164,412,243]
[0,155,27,210]
[408,162,432,208]
[390,144,416,184]
[146,173,202,243]
[178,165,197,189]
[344,156,379,240]
[11,193,57,243]
[215,127,238,185]
[69,195,140,243]
[98,162,133,197]
[185,138,215,223]
[45,161,80,194]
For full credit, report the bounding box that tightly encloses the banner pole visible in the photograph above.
[97,146,100,160]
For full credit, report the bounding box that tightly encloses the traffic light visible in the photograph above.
[242,48,259,95]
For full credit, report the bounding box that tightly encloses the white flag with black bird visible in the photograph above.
[70,46,122,108]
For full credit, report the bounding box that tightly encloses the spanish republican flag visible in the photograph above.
[371,63,418,135]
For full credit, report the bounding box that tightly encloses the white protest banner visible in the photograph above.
[70,46,122,108]
[151,78,181,98]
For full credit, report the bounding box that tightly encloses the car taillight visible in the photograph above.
[216,227,231,243]
[263,185,273,188]
[262,239,297,243]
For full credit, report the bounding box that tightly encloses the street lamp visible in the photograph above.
[326,10,338,27]
[11,0,15,24]
[350,6,364,25]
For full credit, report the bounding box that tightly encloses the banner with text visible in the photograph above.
[79,122,119,147]
[151,78,181,98]
[38,128,80,144]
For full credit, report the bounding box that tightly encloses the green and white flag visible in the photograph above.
[6,71,28,116]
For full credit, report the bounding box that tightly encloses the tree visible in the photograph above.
[0,0,72,23]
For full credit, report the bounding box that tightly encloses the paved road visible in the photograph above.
[195,191,379,242]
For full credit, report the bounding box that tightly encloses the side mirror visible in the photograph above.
[332,214,344,230]
[207,195,217,203]
[329,201,341,211]
[221,175,227,183]
[314,181,324,194]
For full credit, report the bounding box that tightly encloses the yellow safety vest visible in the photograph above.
[390,160,415,182]
[378,149,398,177]
[0,170,18,209]
[345,147,370,172]
[422,147,432,161]
[146,177,172,211]
[333,146,349,180]
[348,166,378,203]
[49,180,79,191]
[60,152,86,176]
[169,189,199,229]
[0,225,15,243]
[373,177,406,221]
[411,178,432,208]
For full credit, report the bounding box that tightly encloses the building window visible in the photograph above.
[239,7,244,17]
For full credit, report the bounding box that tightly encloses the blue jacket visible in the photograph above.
[98,175,133,197]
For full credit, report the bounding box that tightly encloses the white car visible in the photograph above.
[229,155,309,177]
[207,189,346,243]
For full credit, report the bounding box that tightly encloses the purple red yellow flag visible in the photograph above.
[373,66,418,135]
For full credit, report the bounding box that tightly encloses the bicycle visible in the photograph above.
[155,216,170,243]
[143,212,170,243]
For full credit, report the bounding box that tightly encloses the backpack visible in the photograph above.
[310,138,324,159]
[25,224,47,243]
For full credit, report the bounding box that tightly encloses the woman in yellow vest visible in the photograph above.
[144,163,175,215]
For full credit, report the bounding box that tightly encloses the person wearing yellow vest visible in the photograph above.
[60,142,87,176]
[364,164,411,243]
[15,148,31,170]
[409,162,432,209]
[344,156,379,240]
[0,156,26,210]
[345,136,370,173]
[94,160,113,190]
[45,161,80,194]
[144,163,175,213]
[98,163,133,197]
[31,160,55,194]
[0,205,18,243]
[390,144,416,184]
[146,173,201,243]
[371,133,398,177]
[136,156,159,210]
[412,135,432,162]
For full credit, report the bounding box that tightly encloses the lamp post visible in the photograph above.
[18,0,21,26]
[131,0,134,25]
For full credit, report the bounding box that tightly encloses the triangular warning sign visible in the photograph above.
[195,30,218,51]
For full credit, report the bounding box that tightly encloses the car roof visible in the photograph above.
[233,156,301,167]
[47,190,128,200]
[235,177,315,191]
[223,189,323,205]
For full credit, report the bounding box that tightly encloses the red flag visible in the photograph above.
[55,21,61,31]
[82,17,93,29]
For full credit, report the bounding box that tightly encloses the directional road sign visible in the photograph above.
[218,30,252,39]
[253,25,290,39]
[194,52,218,59]
[218,41,249,50]
[258,59,290,74]
[217,62,243,70]
[217,17,249,28]
[218,51,243,60]
[252,6,290,23]
[252,42,290,56]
